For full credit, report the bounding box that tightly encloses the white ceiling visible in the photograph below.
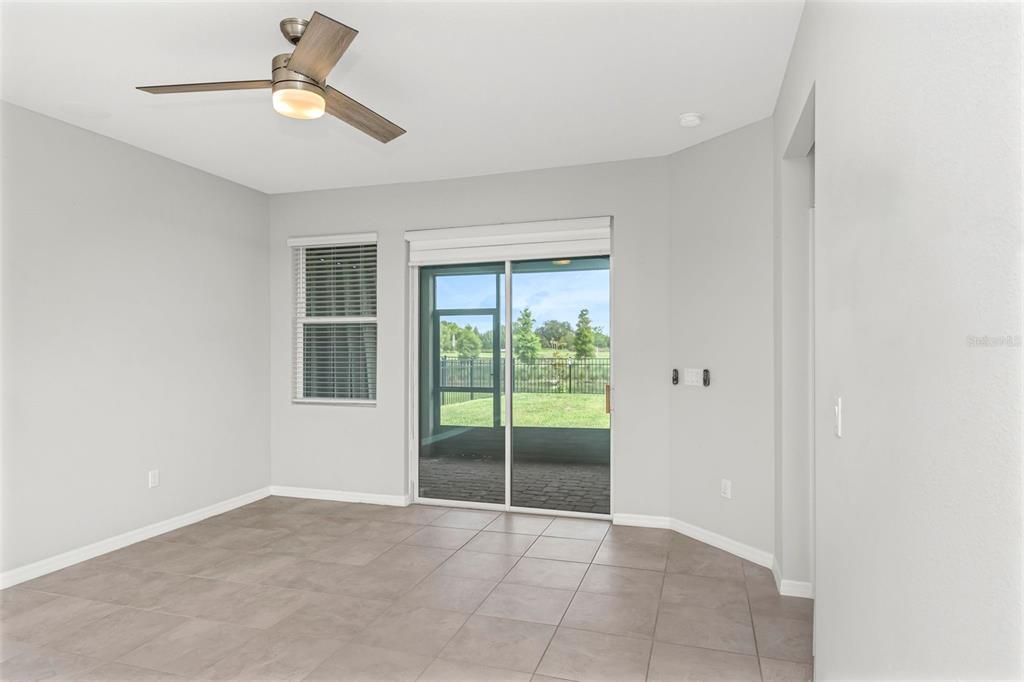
[1,2,803,194]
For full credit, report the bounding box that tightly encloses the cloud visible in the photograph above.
[512,271,609,330]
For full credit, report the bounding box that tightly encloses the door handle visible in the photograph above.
[605,384,611,414]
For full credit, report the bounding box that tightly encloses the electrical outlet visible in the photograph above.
[683,368,702,386]
[148,470,160,488]
[720,478,732,499]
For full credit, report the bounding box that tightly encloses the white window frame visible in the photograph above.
[288,232,380,406]
[404,216,615,519]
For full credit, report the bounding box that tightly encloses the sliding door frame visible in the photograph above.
[407,253,614,520]
[503,260,513,508]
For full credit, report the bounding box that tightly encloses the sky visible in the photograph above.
[435,269,610,335]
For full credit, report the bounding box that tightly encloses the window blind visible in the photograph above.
[291,235,378,403]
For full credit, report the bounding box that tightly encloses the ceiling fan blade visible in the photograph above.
[324,86,405,143]
[287,12,358,83]
[137,80,272,94]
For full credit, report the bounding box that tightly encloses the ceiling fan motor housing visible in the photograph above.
[271,53,325,98]
[279,18,308,45]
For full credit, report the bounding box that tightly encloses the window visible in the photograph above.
[290,233,378,403]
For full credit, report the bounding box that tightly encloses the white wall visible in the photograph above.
[666,120,777,555]
[775,99,816,589]
[268,157,674,517]
[775,2,1022,677]
[1,104,270,573]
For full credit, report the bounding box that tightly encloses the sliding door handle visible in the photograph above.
[605,384,611,414]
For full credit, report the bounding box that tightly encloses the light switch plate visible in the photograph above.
[683,368,702,386]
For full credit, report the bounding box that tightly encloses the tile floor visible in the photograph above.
[1,497,813,681]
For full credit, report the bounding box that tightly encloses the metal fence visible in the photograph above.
[440,357,610,405]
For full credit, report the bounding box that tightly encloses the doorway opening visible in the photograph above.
[416,257,611,515]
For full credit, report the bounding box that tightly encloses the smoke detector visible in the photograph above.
[679,112,703,128]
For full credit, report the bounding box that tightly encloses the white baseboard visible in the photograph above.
[269,485,410,507]
[613,512,772,568]
[0,486,271,589]
[772,556,815,598]
[669,517,774,569]
[612,513,672,529]
[779,579,814,598]
[613,511,813,598]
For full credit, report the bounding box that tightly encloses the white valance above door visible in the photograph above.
[405,216,612,265]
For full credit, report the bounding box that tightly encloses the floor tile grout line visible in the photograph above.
[409,526,604,678]
[110,612,237,677]
[644,565,669,681]
[338,512,542,665]
[430,525,542,656]
[527,524,610,679]
[6,599,200,672]
[410,520,531,680]
[742,566,766,682]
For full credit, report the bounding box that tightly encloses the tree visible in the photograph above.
[551,348,571,392]
[439,320,461,355]
[593,326,610,351]
[456,324,482,358]
[538,319,574,349]
[513,308,542,362]
[574,308,596,359]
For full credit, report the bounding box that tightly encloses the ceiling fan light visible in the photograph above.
[272,84,326,120]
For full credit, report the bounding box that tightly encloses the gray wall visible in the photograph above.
[667,119,776,555]
[2,103,786,575]
[269,157,676,519]
[775,2,1022,677]
[269,123,783,557]
[1,104,270,572]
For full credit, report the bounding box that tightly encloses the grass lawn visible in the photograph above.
[440,393,609,428]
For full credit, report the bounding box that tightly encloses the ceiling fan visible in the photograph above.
[137,12,405,143]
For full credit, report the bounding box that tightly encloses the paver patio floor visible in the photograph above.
[419,458,610,514]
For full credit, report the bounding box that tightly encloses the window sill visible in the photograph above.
[292,398,377,407]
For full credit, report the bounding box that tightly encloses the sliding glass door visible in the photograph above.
[509,258,610,513]
[418,263,506,504]
[417,257,610,515]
